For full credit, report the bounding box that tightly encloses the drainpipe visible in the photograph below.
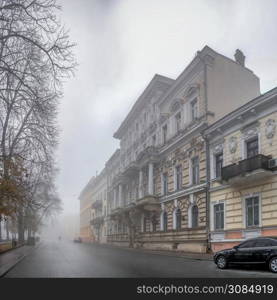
[199,52,210,252]
[204,134,211,253]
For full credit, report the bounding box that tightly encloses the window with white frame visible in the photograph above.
[245,195,260,227]
[175,112,181,133]
[246,136,259,158]
[144,111,147,123]
[192,205,198,228]
[152,134,156,146]
[190,98,198,121]
[162,172,168,195]
[214,152,223,178]
[151,215,157,232]
[191,156,199,185]
[174,208,182,230]
[214,203,224,230]
[161,211,168,231]
[175,165,182,190]
[141,215,147,232]
[162,124,168,144]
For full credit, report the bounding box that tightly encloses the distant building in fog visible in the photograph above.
[79,170,107,243]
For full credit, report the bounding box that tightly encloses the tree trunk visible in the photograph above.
[6,224,9,240]
[18,209,25,244]
[0,216,2,241]
[6,219,9,240]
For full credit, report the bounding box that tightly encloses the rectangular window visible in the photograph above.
[215,153,223,178]
[162,173,168,195]
[191,98,198,121]
[144,112,147,123]
[246,137,259,158]
[152,135,156,146]
[191,156,199,185]
[175,165,182,190]
[162,124,168,144]
[175,112,181,133]
[214,203,224,230]
[246,196,260,227]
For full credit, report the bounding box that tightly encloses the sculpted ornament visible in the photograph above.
[228,136,237,154]
[243,127,258,140]
[265,119,276,139]
[214,144,223,154]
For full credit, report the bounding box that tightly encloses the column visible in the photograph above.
[148,162,154,195]
[119,184,123,207]
[139,169,143,198]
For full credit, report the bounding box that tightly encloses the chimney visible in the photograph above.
[234,49,245,67]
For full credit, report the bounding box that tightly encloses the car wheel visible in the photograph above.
[216,256,228,269]
[269,257,277,273]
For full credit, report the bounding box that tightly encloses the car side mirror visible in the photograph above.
[233,245,239,250]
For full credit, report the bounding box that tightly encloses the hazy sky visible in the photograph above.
[56,0,277,216]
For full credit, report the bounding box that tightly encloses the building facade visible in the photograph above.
[101,46,260,253]
[79,169,108,243]
[78,46,277,254]
[204,88,277,252]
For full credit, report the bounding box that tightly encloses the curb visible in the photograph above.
[0,242,42,277]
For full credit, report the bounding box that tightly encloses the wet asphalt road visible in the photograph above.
[4,240,277,278]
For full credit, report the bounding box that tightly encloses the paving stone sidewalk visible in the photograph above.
[0,244,36,277]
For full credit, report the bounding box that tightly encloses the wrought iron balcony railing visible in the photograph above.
[222,154,271,182]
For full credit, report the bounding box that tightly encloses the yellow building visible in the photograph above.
[204,88,277,252]
[79,169,108,243]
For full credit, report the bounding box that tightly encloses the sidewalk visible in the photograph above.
[91,243,214,261]
[0,244,37,277]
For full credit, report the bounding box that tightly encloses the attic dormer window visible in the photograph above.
[175,112,181,133]
[191,98,198,121]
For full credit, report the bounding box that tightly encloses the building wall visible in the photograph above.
[207,53,260,123]
[80,205,94,242]
[80,46,270,254]
[209,108,277,252]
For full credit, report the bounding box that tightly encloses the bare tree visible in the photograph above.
[0,0,76,242]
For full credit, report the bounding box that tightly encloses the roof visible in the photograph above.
[113,74,174,139]
[113,45,258,140]
[78,167,107,200]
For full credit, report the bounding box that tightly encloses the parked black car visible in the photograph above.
[214,237,277,273]
[73,237,82,243]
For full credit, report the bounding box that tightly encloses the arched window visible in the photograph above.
[151,216,157,232]
[141,215,147,233]
[176,208,182,230]
[143,216,147,232]
[192,205,198,228]
[163,212,168,231]
[160,211,168,231]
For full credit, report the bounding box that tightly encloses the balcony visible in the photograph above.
[222,154,272,185]
[91,200,102,210]
[136,194,160,212]
[122,162,138,177]
[90,216,104,226]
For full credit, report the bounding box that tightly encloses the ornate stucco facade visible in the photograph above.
[100,45,260,253]
[78,45,275,253]
[204,88,277,252]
